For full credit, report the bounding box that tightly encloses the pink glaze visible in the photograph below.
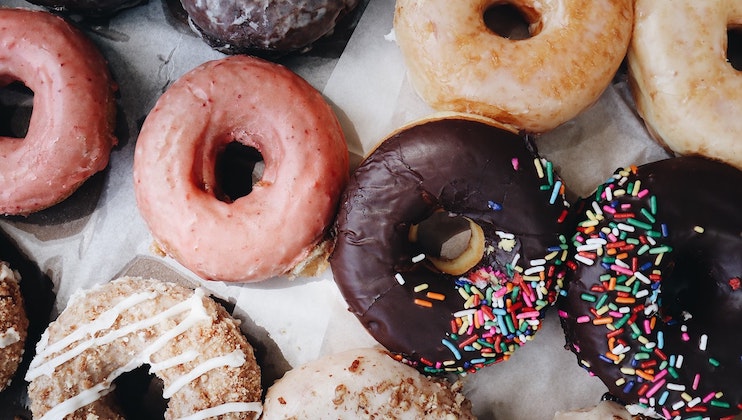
[133,56,349,282]
[0,8,117,215]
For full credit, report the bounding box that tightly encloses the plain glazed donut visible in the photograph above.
[134,55,348,282]
[331,114,572,375]
[180,0,361,56]
[26,277,262,419]
[0,261,27,392]
[0,8,117,216]
[559,157,742,419]
[263,347,476,419]
[628,0,742,171]
[393,0,633,133]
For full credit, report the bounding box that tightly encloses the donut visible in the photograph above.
[559,156,742,419]
[23,0,144,17]
[133,55,348,282]
[628,0,742,171]
[0,8,117,216]
[330,114,572,374]
[0,261,28,392]
[25,277,262,419]
[262,347,475,419]
[180,0,361,56]
[393,0,633,133]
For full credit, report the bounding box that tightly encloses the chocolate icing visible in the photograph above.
[560,156,742,418]
[181,0,360,57]
[330,116,572,374]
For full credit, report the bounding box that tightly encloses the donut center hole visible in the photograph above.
[0,80,33,138]
[112,364,168,418]
[483,3,538,40]
[215,141,264,203]
[727,26,742,71]
[409,211,485,275]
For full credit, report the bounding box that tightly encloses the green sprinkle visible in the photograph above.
[640,208,656,223]
[709,357,720,367]
[649,245,673,254]
[627,218,653,231]
[710,400,731,408]
[580,293,597,302]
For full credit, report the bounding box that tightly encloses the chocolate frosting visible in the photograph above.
[331,116,572,374]
[560,156,742,418]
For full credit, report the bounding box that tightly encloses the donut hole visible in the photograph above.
[214,141,265,203]
[483,3,540,40]
[0,80,33,138]
[727,26,742,71]
[112,364,168,418]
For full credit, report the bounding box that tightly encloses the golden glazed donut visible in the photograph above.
[393,0,633,133]
[0,261,28,392]
[628,0,742,170]
[25,277,262,419]
[0,8,117,215]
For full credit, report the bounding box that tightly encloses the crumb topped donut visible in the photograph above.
[393,0,633,133]
[0,261,28,392]
[560,157,742,419]
[628,0,742,170]
[263,347,476,419]
[26,277,262,419]
[331,114,572,374]
[0,8,117,215]
[134,55,348,282]
[180,0,361,56]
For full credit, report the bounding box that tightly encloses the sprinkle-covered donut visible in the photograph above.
[26,277,262,419]
[330,114,572,375]
[0,261,27,392]
[180,0,361,56]
[134,55,348,282]
[629,0,742,171]
[263,347,476,418]
[559,157,742,419]
[0,8,117,215]
[393,0,633,133]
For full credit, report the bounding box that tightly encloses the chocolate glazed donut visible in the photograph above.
[331,114,573,375]
[560,156,742,419]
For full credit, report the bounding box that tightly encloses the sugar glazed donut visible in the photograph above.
[134,55,348,282]
[393,0,633,133]
[0,8,117,215]
[0,261,28,392]
[559,157,742,419]
[628,0,742,171]
[181,0,361,56]
[263,347,475,418]
[331,114,572,374]
[25,277,262,419]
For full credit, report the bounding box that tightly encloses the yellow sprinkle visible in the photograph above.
[693,225,705,233]
[413,283,429,292]
[534,158,544,178]
[458,288,470,300]
[632,180,642,196]
[681,392,692,402]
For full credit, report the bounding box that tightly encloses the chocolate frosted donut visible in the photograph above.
[181,0,361,56]
[559,156,742,419]
[331,114,572,374]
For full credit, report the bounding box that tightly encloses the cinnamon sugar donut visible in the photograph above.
[0,261,27,392]
[393,0,633,133]
[25,277,262,419]
[628,0,742,170]
[0,8,117,215]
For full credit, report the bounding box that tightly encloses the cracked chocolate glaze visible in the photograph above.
[330,115,573,374]
[559,156,742,418]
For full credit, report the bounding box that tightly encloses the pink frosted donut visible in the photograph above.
[0,8,117,215]
[134,55,348,282]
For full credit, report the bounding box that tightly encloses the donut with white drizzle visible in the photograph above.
[559,156,742,419]
[0,261,27,392]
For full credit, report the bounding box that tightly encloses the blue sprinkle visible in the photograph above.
[441,339,462,360]
[599,354,614,364]
[470,358,486,365]
[657,331,664,349]
[661,223,669,237]
[658,390,669,405]
[622,381,635,394]
[549,180,563,204]
[488,201,502,211]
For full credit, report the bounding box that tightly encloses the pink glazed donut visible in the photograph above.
[0,8,117,215]
[134,56,348,282]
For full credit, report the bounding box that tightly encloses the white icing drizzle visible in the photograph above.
[149,350,200,373]
[163,349,246,398]
[0,327,20,348]
[176,401,263,420]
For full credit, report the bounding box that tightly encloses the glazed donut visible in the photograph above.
[24,0,144,17]
[0,8,117,216]
[393,0,633,133]
[180,0,361,56]
[628,0,742,171]
[559,156,742,419]
[134,55,348,282]
[330,113,572,374]
[263,347,475,419]
[25,277,262,419]
[0,261,28,392]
